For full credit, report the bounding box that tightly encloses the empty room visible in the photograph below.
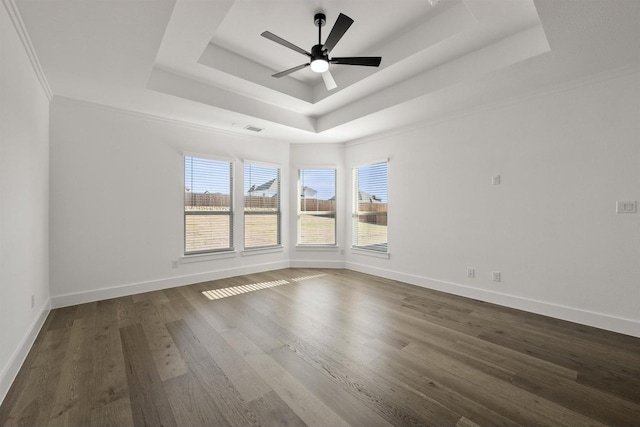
[1,0,639,426]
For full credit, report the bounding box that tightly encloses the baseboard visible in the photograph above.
[345,261,640,339]
[0,298,51,405]
[289,260,346,269]
[49,260,640,338]
[50,261,289,308]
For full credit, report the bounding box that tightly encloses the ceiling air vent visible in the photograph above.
[232,122,263,133]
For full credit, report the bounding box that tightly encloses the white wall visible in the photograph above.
[0,0,51,402]
[345,69,640,337]
[49,98,290,306]
[289,143,346,268]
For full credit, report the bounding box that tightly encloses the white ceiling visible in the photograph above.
[15,0,640,144]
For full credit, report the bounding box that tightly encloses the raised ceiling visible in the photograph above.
[14,0,640,144]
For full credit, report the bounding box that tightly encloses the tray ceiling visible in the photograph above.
[14,0,640,143]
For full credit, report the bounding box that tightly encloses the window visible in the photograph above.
[353,161,388,252]
[244,163,281,249]
[298,169,336,245]
[184,156,233,254]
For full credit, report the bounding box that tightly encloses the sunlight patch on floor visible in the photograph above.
[290,274,326,282]
[202,279,290,300]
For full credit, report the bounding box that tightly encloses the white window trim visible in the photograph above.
[243,160,283,250]
[181,250,237,264]
[350,247,390,259]
[183,154,235,255]
[241,246,284,256]
[295,245,339,251]
[297,167,337,247]
[351,159,389,254]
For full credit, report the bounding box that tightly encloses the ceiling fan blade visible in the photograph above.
[331,56,381,67]
[321,70,337,90]
[261,31,311,57]
[323,13,354,53]
[272,63,310,78]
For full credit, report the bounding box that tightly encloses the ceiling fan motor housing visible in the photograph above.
[311,44,328,61]
[314,13,326,28]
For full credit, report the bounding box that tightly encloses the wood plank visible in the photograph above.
[165,290,271,402]
[120,323,177,427]
[92,299,129,410]
[276,330,460,427]
[47,317,97,427]
[247,391,306,427]
[1,327,71,426]
[165,319,260,426]
[403,341,609,427]
[89,397,134,427]
[365,339,520,427]
[134,300,188,382]
[116,296,136,328]
[132,290,170,305]
[47,305,78,330]
[269,345,394,427]
[221,328,351,427]
[163,372,231,427]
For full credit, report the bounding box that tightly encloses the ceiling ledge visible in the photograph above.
[317,23,550,133]
[147,67,316,133]
[198,43,312,103]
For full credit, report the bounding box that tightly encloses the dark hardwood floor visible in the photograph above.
[1,268,639,426]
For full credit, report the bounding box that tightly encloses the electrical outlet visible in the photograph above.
[492,271,501,282]
[467,268,475,278]
[31,294,35,308]
[171,260,179,269]
[616,201,637,213]
[492,175,501,185]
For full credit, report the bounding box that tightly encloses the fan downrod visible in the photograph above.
[314,13,326,27]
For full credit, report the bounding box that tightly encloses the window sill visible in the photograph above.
[181,250,237,264]
[295,245,339,252]
[350,247,390,259]
[241,246,284,257]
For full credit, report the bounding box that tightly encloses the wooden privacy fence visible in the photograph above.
[185,193,278,209]
[357,202,388,226]
[185,192,387,225]
[299,199,336,212]
[185,192,231,208]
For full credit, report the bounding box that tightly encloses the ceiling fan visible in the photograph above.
[261,12,382,90]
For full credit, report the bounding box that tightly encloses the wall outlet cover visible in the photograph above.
[616,201,637,213]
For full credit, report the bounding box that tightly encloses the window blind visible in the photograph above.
[353,161,388,252]
[244,163,281,248]
[298,169,336,245]
[184,156,233,254]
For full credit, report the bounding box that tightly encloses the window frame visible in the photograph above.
[183,154,234,256]
[243,161,282,250]
[352,160,389,254]
[297,168,337,247]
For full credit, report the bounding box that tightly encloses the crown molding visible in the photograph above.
[3,0,53,101]
[51,95,289,145]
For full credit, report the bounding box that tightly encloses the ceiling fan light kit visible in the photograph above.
[261,11,382,90]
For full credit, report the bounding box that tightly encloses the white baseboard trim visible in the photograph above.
[0,298,51,405]
[49,260,640,338]
[345,262,640,339]
[50,261,289,308]
[289,260,346,269]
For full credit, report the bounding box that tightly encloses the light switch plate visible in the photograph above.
[616,201,637,213]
